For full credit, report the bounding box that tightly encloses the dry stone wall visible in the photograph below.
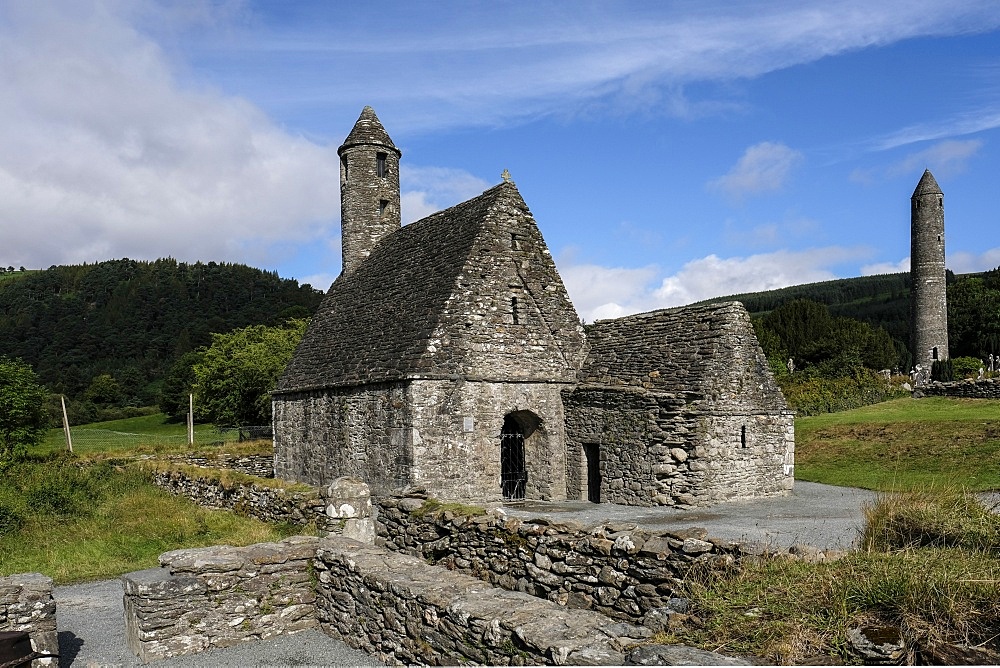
[122,536,319,663]
[918,378,1000,399]
[158,453,274,478]
[0,573,57,666]
[376,494,742,627]
[150,470,376,541]
[314,536,656,666]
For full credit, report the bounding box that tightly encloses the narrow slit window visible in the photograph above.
[932,346,938,360]
[741,425,747,448]
[376,152,387,178]
[512,296,519,324]
[510,233,520,250]
[379,199,389,218]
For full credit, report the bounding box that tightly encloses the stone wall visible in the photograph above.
[142,453,274,478]
[314,536,657,666]
[376,494,745,627]
[273,383,411,494]
[918,378,1000,399]
[563,386,793,507]
[151,470,375,541]
[122,536,319,664]
[0,573,57,666]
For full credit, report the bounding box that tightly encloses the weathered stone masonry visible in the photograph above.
[0,573,57,666]
[274,106,792,508]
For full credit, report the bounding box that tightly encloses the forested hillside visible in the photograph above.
[703,268,1000,369]
[0,259,324,407]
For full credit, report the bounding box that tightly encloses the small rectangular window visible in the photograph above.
[511,233,521,250]
[512,296,519,324]
[376,152,387,178]
[379,199,389,218]
[741,425,747,448]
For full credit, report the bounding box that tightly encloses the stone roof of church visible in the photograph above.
[579,302,788,410]
[912,169,942,197]
[338,106,399,155]
[276,181,585,393]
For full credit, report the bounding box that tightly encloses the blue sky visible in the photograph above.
[3,1,1000,320]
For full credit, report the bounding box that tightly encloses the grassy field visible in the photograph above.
[795,396,1000,491]
[36,412,270,457]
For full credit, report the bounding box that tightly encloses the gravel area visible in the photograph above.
[53,578,382,667]
[503,481,879,551]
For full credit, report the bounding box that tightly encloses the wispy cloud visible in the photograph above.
[709,142,803,200]
[876,108,1000,150]
[188,1,1000,133]
[851,139,984,185]
[400,166,491,224]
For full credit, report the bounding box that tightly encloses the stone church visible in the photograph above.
[273,107,794,507]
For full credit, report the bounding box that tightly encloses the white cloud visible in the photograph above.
[0,2,341,270]
[949,248,1000,273]
[888,140,983,176]
[861,257,910,274]
[708,142,803,200]
[561,246,869,321]
[400,166,491,225]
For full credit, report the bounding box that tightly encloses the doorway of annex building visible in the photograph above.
[500,414,528,500]
[583,443,601,503]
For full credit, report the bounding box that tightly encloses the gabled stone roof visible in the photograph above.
[579,302,787,410]
[338,106,399,155]
[912,169,942,197]
[276,181,585,392]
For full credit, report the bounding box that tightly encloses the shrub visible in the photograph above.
[778,369,908,416]
[951,356,983,380]
[931,359,954,382]
[0,503,24,536]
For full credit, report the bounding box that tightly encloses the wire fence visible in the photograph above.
[48,425,273,453]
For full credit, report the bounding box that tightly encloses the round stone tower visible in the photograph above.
[338,106,401,276]
[910,168,949,369]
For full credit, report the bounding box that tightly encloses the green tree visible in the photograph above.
[159,350,204,420]
[192,320,307,426]
[0,358,49,466]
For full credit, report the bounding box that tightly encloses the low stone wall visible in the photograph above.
[314,536,658,666]
[122,536,319,664]
[161,453,274,478]
[150,470,374,540]
[376,493,746,627]
[918,378,1000,399]
[0,573,57,666]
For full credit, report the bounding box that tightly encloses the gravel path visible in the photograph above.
[53,481,877,665]
[53,579,382,667]
[504,481,880,551]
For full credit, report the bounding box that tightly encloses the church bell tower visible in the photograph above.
[338,106,402,276]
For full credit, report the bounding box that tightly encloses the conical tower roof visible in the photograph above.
[338,106,399,155]
[912,169,942,197]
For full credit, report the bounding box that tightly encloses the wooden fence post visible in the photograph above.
[60,395,73,452]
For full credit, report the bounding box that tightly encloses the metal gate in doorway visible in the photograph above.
[500,416,527,500]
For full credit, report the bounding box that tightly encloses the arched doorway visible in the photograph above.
[500,415,527,500]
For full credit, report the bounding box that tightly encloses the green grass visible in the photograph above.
[667,489,1000,664]
[795,397,1000,491]
[0,456,302,584]
[35,412,271,458]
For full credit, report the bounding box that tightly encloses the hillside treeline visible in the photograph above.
[708,268,1000,372]
[0,259,323,418]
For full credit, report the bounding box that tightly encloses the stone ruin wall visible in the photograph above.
[272,382,411,493]
[917,378,1000,399]
[563,386,793,507]
[122,536,319,663]
[0,573,57,666]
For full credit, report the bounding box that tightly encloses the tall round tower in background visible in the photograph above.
[338,106,402,276]
[910,169,949,370]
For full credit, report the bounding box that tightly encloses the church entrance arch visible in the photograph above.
[500,415,527,500]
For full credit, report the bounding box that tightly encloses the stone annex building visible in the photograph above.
[273,107,794,507]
